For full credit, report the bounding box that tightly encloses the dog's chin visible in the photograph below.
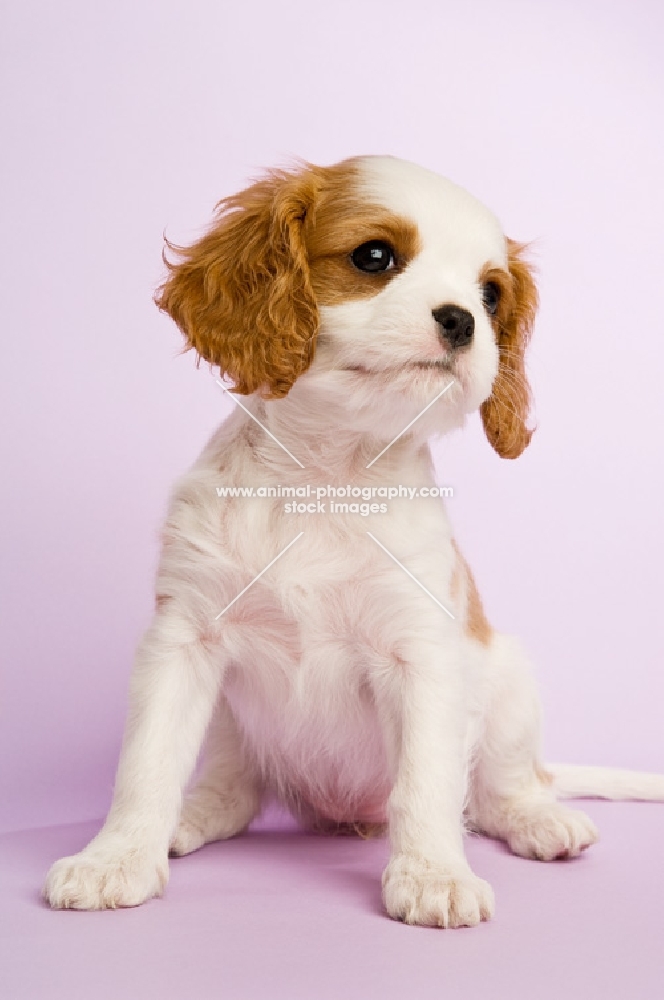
[338,360,497,432]
[330,361,470,434]
[290,356,492,442]
[339,359,463,401]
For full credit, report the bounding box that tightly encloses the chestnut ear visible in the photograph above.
[155,169,320,397]
[480,239,538,459]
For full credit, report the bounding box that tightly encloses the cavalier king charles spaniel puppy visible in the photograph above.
[44,156,664,926]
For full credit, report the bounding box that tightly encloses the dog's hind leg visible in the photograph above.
[170,694,263,856]
[467,633,598,860]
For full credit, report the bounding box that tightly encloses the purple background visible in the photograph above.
[3,803,664,1000]
[1,1,663,995]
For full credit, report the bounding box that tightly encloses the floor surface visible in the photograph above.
[1,801,663,999]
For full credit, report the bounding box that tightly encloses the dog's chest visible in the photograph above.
[195,439,459,819]
[218,513,454,821]
[222,592,394,820]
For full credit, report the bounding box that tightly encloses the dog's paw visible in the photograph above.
[43,843,168,910]
[170,785,258,857]
[169,816,208,857]
[382,854,495,928]
[506,802,599,861]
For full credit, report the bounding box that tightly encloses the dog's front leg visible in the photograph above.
[44,609,222,909]
[378,633,494,928]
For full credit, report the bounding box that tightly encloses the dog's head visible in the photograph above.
[156,156,537,458]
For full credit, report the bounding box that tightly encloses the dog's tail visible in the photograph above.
[547,764,664,801]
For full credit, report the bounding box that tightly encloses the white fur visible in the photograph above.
[44,157,663,925]
[548,765,664,801]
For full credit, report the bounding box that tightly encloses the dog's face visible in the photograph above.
[156,156,538,458]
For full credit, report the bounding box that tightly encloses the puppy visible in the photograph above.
[44,156,664,926]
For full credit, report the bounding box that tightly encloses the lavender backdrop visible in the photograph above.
[2,0,663,837]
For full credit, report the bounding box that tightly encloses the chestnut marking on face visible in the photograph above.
[304,161,421,306]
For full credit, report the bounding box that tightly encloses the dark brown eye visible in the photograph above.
[351,241,396,273]
[482,281,501,316]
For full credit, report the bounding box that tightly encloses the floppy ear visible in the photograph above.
[480,239,538,459]
[155,169,320,397]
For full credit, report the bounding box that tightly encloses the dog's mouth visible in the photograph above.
[342,359,455,376]
[412,359,455,372]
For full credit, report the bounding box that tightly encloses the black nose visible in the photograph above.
[432,305,474,350]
